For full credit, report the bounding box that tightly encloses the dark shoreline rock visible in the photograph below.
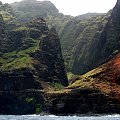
[0,90,47,115]
[46,88,120,115]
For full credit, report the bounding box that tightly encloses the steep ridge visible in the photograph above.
[92,0,120,69]
[47,53,120,114]
[60,13,109,72]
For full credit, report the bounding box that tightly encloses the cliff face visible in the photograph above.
[63,0,120,74]
[0,16,68,87]
[60,14,109,73]
[93,0,120,66]
[0,6,68,113]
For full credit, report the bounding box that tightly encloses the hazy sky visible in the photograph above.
[1,0,117,16]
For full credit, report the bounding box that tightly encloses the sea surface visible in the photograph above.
[0,115,120,120]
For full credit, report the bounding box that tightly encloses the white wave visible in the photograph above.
[48,115,58,117]
[73,115,77,118]
[107,114,120,117]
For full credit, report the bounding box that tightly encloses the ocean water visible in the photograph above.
[0,115,120,120]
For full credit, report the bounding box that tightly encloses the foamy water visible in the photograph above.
[0,114,120,120]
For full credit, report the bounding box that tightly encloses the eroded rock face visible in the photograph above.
[32,28,68,86]
[0,68,43,91]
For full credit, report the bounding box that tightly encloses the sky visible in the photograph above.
[1,0,117,16]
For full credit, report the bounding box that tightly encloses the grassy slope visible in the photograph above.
[0,45,39,71]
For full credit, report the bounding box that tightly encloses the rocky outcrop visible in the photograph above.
[32,27,68,86]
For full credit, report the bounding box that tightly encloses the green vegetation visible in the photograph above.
[67,72,75,80]
[68,76,94,89]
[12,26,40,32]
[53,83,64,90]
[83,67,105,78]
[26,98,42,113]
[13,26,29,31]
[0,45,39,71]
[0,3,16,23]
[0,11,14,22]
[36,104,42,113]
[26,97,35,103]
